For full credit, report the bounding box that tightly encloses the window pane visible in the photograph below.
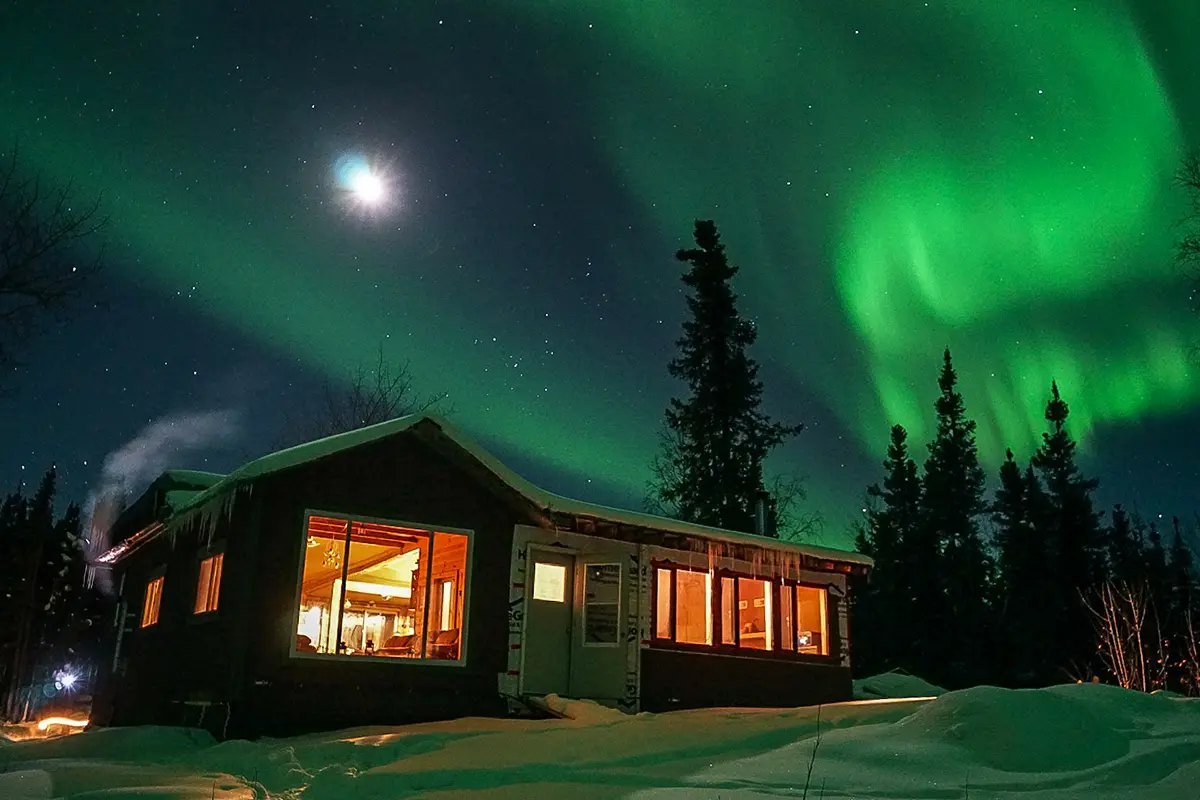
[675,570,712,645]
[779,584,794,651]
[583,564,620,645]
[654,568,671,639]
[425,531,467,660]
[796,585,828,655]
[141,576,163,628]
[737,578,772,650]
[194,553,223,614]
[344,520,430,658]
[721,576,736,645]
[533,562,567,602]
[297,516,350,654]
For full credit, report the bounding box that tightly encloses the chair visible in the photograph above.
[376,633,416,656]
[429,629,460,660]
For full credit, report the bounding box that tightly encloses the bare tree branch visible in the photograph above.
[280,342,451,446]
[0,144,106,383]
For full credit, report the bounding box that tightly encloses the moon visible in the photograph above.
[333,152,391,213]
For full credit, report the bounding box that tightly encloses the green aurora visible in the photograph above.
[3,1,1198,539]
[509,0,1200,469]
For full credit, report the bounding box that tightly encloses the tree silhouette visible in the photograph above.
[648,220,802,534]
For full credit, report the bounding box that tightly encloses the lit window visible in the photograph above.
[532,562,567,602]
[737,578,772,650]
[294,515,468,661]
[654,568,672,639]
[675,570,712,645]
[795,585,828,655]
[720,576,737,645]
[654,566,713,645]
[141,576,164,628]
[194,553,223,614]
[779,583,795,651]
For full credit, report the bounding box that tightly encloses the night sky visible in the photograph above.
[3,1,1198,547]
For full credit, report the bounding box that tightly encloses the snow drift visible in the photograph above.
[1,680,1197,798]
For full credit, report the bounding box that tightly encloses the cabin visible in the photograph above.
[90,415,871,738]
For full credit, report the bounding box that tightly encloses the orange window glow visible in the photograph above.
[194,553,223,614]
[140,576,164,628]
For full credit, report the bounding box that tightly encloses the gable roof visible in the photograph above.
[102,415,871,567]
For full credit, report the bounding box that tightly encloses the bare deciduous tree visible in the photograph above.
[0,146,105,382]
[1181,608,1200,696]
[283,343,450,445]
[1084,581,1167,692]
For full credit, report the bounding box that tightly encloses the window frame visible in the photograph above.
[288,509,473,668]
[192,546,225,618]
[784,579,831,657]
[580,561,622,649]
[650,559,837,663]
[140,571,165,629]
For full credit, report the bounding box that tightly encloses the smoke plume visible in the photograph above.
[85,409,240,576]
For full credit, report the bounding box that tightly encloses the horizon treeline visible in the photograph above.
[851,348,1199,694]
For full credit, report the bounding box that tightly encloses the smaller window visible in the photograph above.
[795,585,829,655]
[720,576,737,645]
[582,563,621,646]
[141,576,164,628]
[194,553,224,614]
[654,568,672,639]
[532,561,567,602]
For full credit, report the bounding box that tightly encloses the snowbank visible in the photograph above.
[853,670,946,700]
[0,684,1196,798]
[540,694,627,724]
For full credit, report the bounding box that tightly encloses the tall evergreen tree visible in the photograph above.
[1031,382,1104,679]
[650,220,802,533]
[1106,504,1141,586]
[993,450,1051,685]
[1167,516,1196,613]
[920,348,992,687]
[852,424,924,676]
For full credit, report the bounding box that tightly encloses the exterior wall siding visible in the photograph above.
[233,433,528,738]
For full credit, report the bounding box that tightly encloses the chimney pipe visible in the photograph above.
[754,495,766,536]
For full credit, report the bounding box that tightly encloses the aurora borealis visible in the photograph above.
[2,1,1198,543]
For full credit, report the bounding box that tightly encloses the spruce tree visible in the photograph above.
[993,450,1050,685]
[651,220,802,533]
[920,348,992,687]
[853,424,923,676]
[1106,504,1141,586]
[1031,382,1104,679]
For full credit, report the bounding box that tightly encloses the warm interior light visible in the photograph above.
[705,572,714,645]
[345,579,412,598]
[36,716,88,731]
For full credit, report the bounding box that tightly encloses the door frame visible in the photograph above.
[519,543,581,697]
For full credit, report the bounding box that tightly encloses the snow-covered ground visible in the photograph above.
[2,678,1198,799]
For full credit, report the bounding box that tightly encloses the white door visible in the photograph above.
[522,551,575,696]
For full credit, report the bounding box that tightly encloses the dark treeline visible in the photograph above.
[851,350,1199,694]
[0,469,111,720]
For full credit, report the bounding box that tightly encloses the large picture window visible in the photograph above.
[294,514,468,661]
[653,563,830,658]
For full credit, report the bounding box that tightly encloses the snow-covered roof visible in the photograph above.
[113,415,870,567]
[160,469,226,489]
